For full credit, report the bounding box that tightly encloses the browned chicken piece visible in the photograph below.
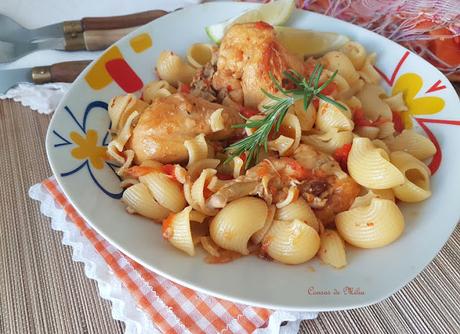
[294,144,361,225]
[212,22,307,107]
[128,93,242,164]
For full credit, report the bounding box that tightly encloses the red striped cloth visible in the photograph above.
[42,178,272,333]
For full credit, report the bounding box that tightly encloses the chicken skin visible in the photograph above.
[128,93,242,163]
[212,22,307,107]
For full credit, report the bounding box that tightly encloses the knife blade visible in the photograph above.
[0,60,91,94]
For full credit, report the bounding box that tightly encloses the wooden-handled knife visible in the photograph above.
[0,61,91,93]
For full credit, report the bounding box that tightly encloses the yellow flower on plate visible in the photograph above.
[392,73,445,129]
[70,130,107,169]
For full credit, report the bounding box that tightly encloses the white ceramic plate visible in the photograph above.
[46,2,460,311]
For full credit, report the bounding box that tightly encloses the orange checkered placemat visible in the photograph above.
[37,178,281,333]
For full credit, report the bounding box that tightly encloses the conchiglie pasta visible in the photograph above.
[278,113,301,156]
[348,137,404,189]
[162,206,195,256]
[318,230,347,268]
[301,128,353,154]
[276,186,299,208]
[355,126,379,140]
[358,53,381,84]
[140,171,186,213]
[377,122,395,139]
[187,158,220,181]
[108,95,148,133]
[142,80,176,104]
[209,108,225,132]
[350,188,395,209]
[343,96,362,110]
[316,99,354,132]
[336,198,404,248]
[290,100,316,131]
[156,50,196,86]
[323,51,359,85]
[251,205,276,245]
[356,84,392,121]
[210,197,268,255]
[372,139,391,155]
[388,129,436,160]
[190,168,218,215]
[268,135,294,156]
[207,181,260,209]
[390,151,431,202]
[340,41,367,70]
[263,219,320,265]
[275,198,319,232]
[383,92,408,112]
[232,156,244,178]
[186,43,213,68]
[108,110,139,153]
[122,183,171,221]
[184,133,208,167]
[320,70,351,99]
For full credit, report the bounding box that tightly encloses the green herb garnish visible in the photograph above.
[226,64,347,167]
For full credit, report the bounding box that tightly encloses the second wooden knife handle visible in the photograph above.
[83,27,135,51]
[81,10,168,30]
[32,61,92,84]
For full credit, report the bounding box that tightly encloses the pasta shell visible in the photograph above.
[301,128,353,154]
[356,84,392,121]
[207,176,232,192]
[263,219,320,265]
[343,96,362,110]
[251,205,276,245]
[340,41,367,70]
[140,171,186,213]
[162,206,195,256]
[336,198,404,248]
[187,158,220,181]
[278,113,302,156]
[358,53,381,84]
[348,137,404,189]
[350,188,395,209]
[390,151,431,202]
[388,129,436,160]
[184,133,208,167]
[318,229,347,268]
[377,122,395,139]
[190,210,207,223]
[156,50,196,86]
[290,99,316,131]
[191,168,218,216]
[209,108,225,132]
[207,181,260,209]
[316,99,354,132]
[371,139,391,155]
[275,198,319,232]
[383,92,408,112]
[232,156,244,179]
[108,95,148,133]
[122,183,171,221]
[210,197,268,255]
[186,43,213,68]
[355,126,379,140]
[323,51,360,85]
[276,186,299,208]
[142,80,177,104]
[268,135,294,156]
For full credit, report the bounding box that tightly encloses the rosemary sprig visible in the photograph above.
[226,64,347,167]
